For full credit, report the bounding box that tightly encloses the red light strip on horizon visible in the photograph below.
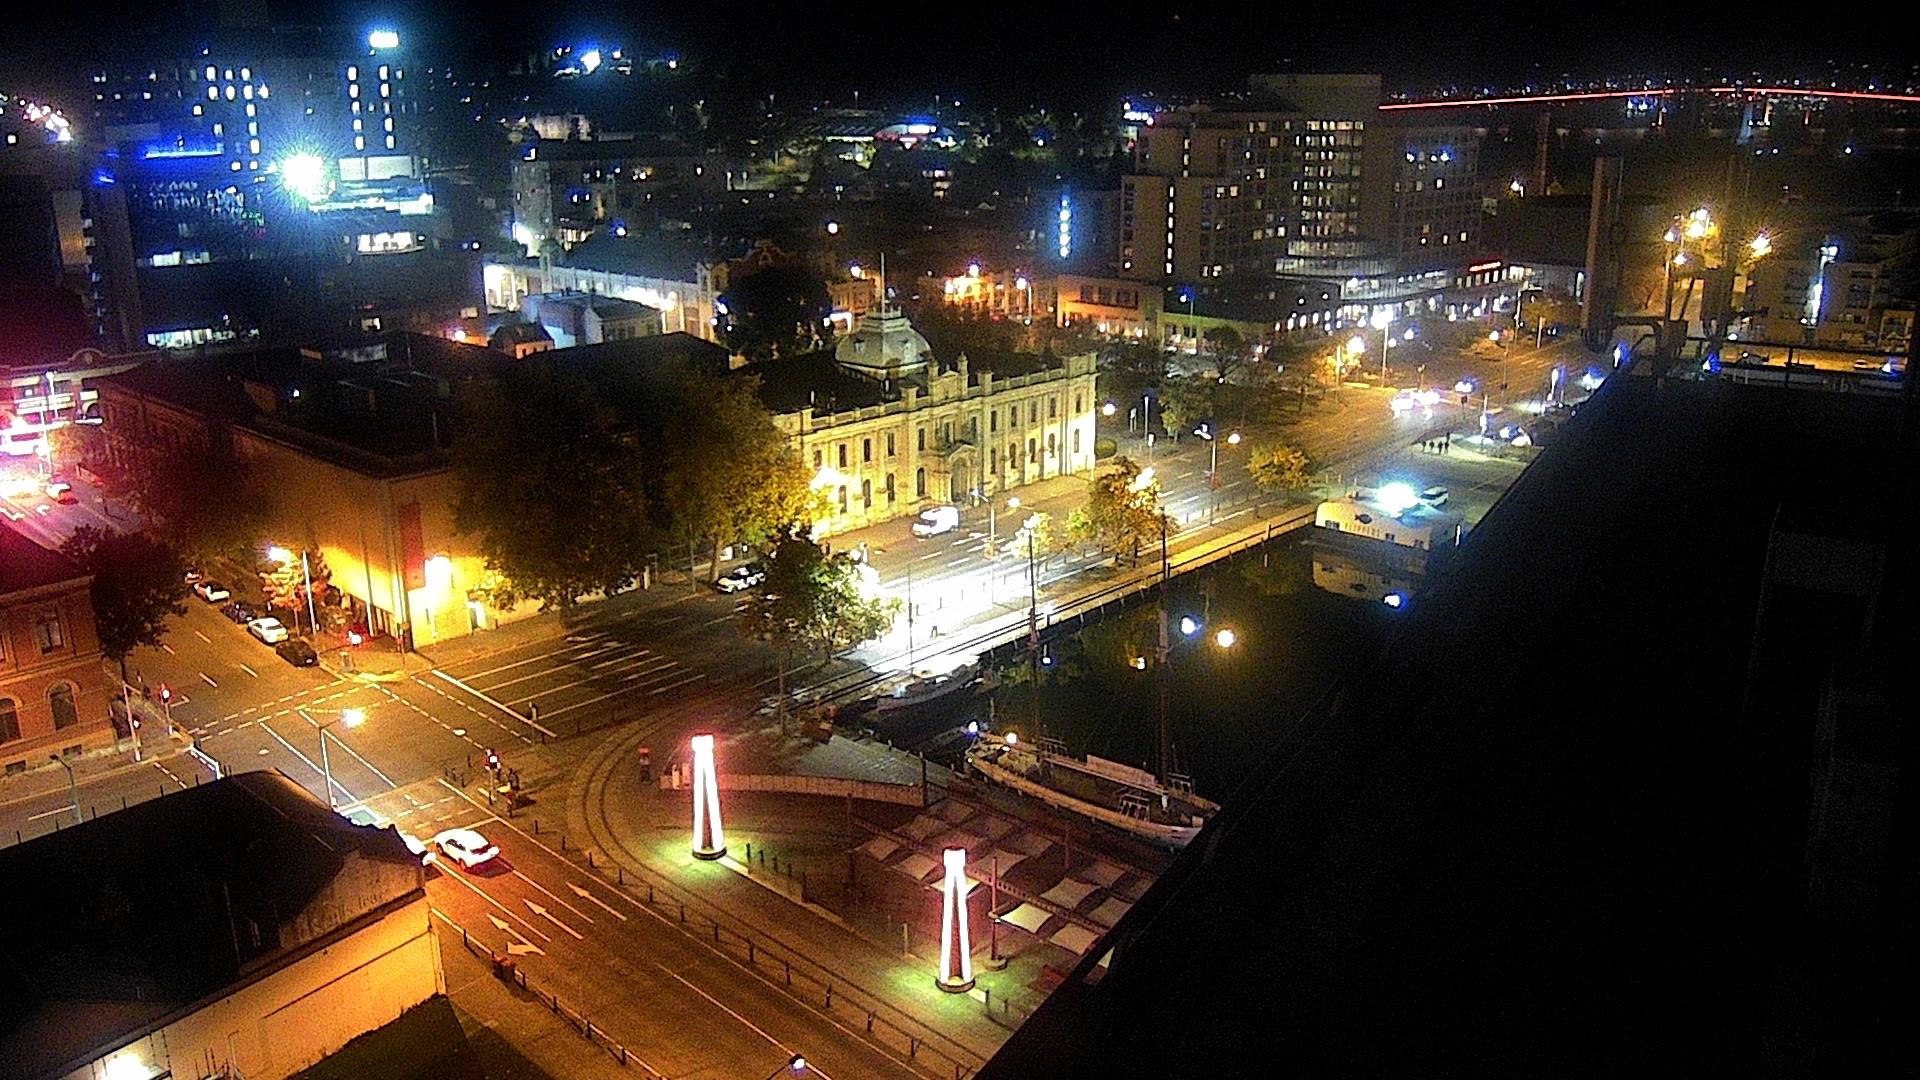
[1383,86,1920,110]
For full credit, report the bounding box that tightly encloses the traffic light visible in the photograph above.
[157,685,172,704]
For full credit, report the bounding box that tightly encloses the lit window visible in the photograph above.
[378,65,389,80]
[379,82,390,98]
[354,135,365,150]
[240,66,250,80]
[247,122,256,135]
[224,85,235,100]
[351,100,360,113]
[346,65,358,81]
[230,160,241,171]
[207,85,218,100]
[352,118,362,131]
[224,68,233,80]
[383,116,394,131]
[248,138,259,153]
[211,123,222,135]
[205,65,217,80]
[192,104,203,115]
[245,102,255,116]
[348,83,359,98]
[242,84,252,99]
[385,135,395,149]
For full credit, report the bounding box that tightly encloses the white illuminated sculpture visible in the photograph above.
[936,847,975,993]
[690,734,726,860]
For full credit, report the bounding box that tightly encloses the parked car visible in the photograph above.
[45,482,76,504]
[219,601,257,624]
[246,616,289,644]
[911,505,961,538]
[275,638,319,667]
[713,563,767,593]
[184,569,204,585]
[1419,486,1450,507]
[193,580,231,603]
[432,828,500,871]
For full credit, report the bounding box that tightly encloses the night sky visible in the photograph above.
[5,0,1905,107]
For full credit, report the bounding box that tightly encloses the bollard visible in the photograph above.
[711,922,720,943]
[746,841,752,861]
[866,1011,875,1033]
[587,850,594,868]
[678,901,685,923]
[784,961,791,985]
[910,1038,919,1059]
[825,983,833,1008]
[748,942,755,963]
[560,835,568,852]
[647,883,654,903]
[618,867,624,885]
[533,818,540,835]
[121,796,128,810]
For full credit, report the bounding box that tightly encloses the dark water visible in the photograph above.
[984,537,1403,803]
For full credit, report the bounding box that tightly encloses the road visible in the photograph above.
[353,778,926,1080]
[0,325,1600,1076]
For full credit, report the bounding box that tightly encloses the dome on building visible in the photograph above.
[835,303,933,379]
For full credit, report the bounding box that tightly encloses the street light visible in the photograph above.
[1192,425,1240,524]
[1101,401,1116,417]
[1015,275,1032,322]
[269,545,317,635]
[49,753,82,826]
[761,1055,809,1079]
[1370,310,1393,380]
[298,707,365,808]
[1213,627,1237,649]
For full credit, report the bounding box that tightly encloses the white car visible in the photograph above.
[911,505,960,538]
[245,617,289,644]
[1419,486,1450,507]
[713,563,766,593]
[432,828,499,871]
[193,581,231,603]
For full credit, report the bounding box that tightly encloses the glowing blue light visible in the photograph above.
[1383,593,1405,608]
[368,29,400,50]
[1179,616,1199,637]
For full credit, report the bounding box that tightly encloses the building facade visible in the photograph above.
[760,306,1098,537]
[510,137,725,251]
[484,248,718,342]
[1,530,114,775]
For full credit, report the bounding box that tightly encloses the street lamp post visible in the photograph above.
[1371,310,1393,380]
[49,753,81,826]
[761,1055,809,1079]
[298,707,365,808]
[269,546,317,635]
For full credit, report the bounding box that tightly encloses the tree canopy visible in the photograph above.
[658,370,818,582]
[1247,443,1314,497]
[60,526,189,673]
[718,258,832,361]
[453,362,654,609]
[116,437,266,564]
[737,529,899,663]
[1078,456,1166,564]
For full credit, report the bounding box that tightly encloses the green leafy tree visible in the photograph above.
[453,362,653,608]
[1155,377,1215,439]
[659,371,818,584]
[1247,443,1314,498]
[738,529,900,666]
[59,526,189,681]
[1204,326,1249,383]
[119,438,266,564]
[719,260,832,361]
[1080,456,1165,565]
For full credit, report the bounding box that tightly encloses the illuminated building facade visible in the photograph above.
[484,241,720,342]
[755,304,1098,537]
[509,138,726,252]
[0,530,114,776]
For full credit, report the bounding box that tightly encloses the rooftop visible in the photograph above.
[981,364,1915,1077]
[0,772,424,1079]
[0,528,88,597]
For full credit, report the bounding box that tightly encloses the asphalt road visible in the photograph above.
[362,779,927,1080]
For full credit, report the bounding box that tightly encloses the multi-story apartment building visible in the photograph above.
[509,137,725,252]
[1360,120,1483,270]
[1,530,114,775]
[1746,235,1915,349]
[1120,74,1379,284]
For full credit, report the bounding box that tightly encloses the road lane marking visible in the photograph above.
[238,663,258,678]
[651,963,838,1080]
[646,672,705,697]
[431,874,551,941]
[254,716,357,805]
[511,869,597,924]
[194,630,211,644]
[945,557,970,568]
[428,669,558,739]
[524,899,584,939]
[199,672,218,687]
[161,644,176,655]
[485,912,546,955]
[27,805,75,822]
[567,881,629,922]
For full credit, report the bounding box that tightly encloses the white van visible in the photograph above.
[911,505,961,538]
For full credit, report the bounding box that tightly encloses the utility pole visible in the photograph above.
[1027,529,1040,732]
[1155,514,1172,782]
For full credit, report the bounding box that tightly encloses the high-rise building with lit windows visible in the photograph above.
[1118,74,1379,284]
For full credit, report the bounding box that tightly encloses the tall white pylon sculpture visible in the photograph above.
[690,734,726,860]
[936,847,975,993]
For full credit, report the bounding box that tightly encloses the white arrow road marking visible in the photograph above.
[524,899,583,939]
[434,865,550,941]
[486,913,546,956]
[511,870,596,924]
[568,880,629,921]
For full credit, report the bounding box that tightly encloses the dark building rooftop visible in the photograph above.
[100,332,509,476]
[0,771,424,1080]
[555,232,712,281]
[980,364,1916,1077]
[0,528,87,596]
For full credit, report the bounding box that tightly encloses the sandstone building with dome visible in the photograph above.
[743,301,1099,537]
